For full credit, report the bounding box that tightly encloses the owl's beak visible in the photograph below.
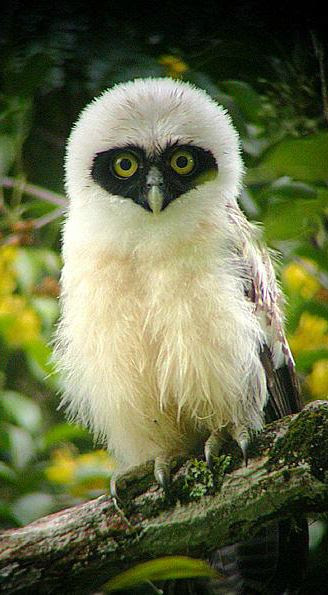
[147,185,164,215]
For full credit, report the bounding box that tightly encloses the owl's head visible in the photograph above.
[65,78,243,247]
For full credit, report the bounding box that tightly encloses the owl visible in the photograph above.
[54,77,305,593]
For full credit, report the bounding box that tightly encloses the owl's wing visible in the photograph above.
[229,205,302,422]
[249,246,302,421]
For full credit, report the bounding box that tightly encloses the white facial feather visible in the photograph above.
[55,77,272,467]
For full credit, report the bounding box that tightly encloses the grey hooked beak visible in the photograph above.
[147,185,164,215]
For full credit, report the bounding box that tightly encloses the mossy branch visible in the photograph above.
[1,401,328,594]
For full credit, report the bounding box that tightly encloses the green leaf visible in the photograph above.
[0,134,16,175]
[220,80,263,123]
[42,423,92,450]
[74,465,111,485]
[0,461,18,484]
[25,338,59,390]
[247,133,328,184]
[31,297,59,337]
[285,298,328,336]
[14,249,41,293]
[263,195,327,242]
[104,556,219,592]
[11,492,55,525]
[14,248,61,293]
[0,390,42,432]
[0,423,10,452]
[7,425,35,468]
[309,520,326,551]
[261,179,318,200]
[295,244,328,273]
[0,500,20,527]
[295,349,328,373]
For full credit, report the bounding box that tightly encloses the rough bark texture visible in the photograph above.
[1,400,328,594]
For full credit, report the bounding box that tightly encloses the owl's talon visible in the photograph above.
[204,431,222,471]
[233,427,250,467]
[154,455,171,492]
[110,473,120,499]
[239,438,249,466]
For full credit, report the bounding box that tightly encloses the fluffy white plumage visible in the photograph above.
[54,77,293,469]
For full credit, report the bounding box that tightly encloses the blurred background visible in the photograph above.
[0,3,327,592]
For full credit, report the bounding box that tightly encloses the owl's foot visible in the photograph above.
[205,426,249,471]
[154,454,171,492]
[110,457,172,497]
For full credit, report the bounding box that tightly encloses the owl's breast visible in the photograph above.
[57,245,266,464]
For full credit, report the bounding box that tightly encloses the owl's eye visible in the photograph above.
[170,149,195,175]
[112,152,139,178]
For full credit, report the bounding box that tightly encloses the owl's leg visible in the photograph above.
[154,454,171,492]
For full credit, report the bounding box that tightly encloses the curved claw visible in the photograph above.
[110,473,119,499]
[239,438,249,467]
[204,431,221,471]
[233,427,249,467]
[154,455,171,493]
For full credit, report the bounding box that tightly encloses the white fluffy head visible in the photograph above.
[66,77,243,194]
[64,78,243,251]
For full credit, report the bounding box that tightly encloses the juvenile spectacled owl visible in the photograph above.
[55,77,306,593]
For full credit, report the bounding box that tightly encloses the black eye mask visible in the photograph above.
[91,142,218,212]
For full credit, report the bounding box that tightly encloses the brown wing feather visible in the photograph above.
[248,248,302,422]
[260,344,302,422]
[228,204,303,422]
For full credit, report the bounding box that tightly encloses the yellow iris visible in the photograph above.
[112,152,138,178]
[170,149,194,175]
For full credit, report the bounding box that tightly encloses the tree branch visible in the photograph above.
[1,177,67,207]
[1,401,328,594]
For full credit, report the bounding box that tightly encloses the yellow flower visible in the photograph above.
[0,246,41,346]
[288,312,328,355]
[70,450,116,496]
[159,55,188,78]
[77,450,115,467]
[45,447,116,497]
[0,245,17,264]
[45,448,76,484]
[0,246,17,295]
[0,294,40,346]
[306,359,328,398]
[282,260,320,299]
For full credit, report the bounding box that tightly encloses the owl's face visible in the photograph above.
[64,78,244,257]
[91,140,218,214]
[65,78,243,215]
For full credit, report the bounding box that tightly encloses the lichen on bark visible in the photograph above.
[267,401,328,481]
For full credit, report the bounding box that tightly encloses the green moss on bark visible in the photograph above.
[267,404,328,481]
[181,455,233,501]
